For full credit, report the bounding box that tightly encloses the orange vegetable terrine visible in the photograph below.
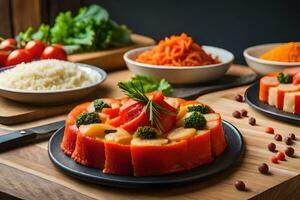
[61,92,227,176]
[259,67,300,114]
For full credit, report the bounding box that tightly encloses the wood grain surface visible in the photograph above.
[0,66,300,200]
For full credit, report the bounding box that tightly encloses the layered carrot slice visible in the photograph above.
[61,125,78,156]
[206,119,227,156]
[259,76,279,103]
[131,141,188,176]
[276,84,300,110]
[71,133,105,168]
[283,91,300,114]
[103,142,133,175]
[61,102,91,155]
[185,130,213,169]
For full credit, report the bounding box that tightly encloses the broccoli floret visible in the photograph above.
[75,112,100,127]
[135,126,158,139]
[93,99,110,112]
[277,72,292,84]
[187,104,209,114]
[184,112,207,130]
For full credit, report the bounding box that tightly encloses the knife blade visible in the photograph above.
[0,120,65,151]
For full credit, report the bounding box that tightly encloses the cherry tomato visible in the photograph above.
[6,49,34,66]
[0,38,17,51]
[0,50,9,67]
[40,45,67,60]
[25,40,45,59]
[293,73,300,84]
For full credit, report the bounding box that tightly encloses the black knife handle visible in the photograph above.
[0,130,37,151]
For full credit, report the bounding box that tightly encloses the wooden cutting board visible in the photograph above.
[0,69,300,199]
[0,65,255,126]
[68,34,155,71]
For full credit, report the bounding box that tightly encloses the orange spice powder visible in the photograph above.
[260,42,300,62]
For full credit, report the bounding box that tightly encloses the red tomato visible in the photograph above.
[40,45,67,60]
[293,73,300,84]
[102,108,120,119]
[121,111,150,133]
[120,100,145,123]
[25,40,45,59]
[108,116,123,127]
[152,92,177,132]
[0,50,9,67]
[0,38,17,51]
[6,49,33,66]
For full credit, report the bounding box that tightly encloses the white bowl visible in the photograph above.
[0,63,107,105]
[244,43,300,75]
[124,46,234,84]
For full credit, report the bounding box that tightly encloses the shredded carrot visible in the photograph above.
[135,33,220,66]
[260,42,300,62]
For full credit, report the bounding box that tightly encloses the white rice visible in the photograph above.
[0,59,99,91]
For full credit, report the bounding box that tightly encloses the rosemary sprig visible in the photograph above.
[118,81,176,132]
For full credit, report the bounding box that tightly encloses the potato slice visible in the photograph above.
[268,87,278,106]
[203,113,220,122]
[167,127,196,141]
[87,102,95,112]
[131,138,169,146]
[79,124,116,138]
[105,128,132,144]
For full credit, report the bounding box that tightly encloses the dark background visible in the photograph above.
[7,0,300,64]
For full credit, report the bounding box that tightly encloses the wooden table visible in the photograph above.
[0,65,300,200]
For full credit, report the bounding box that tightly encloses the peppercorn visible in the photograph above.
[248,117,256,125]
[268,142,276,152]
[235,94,243,102]
[258,163,269,174]
[289,133,296,140]
[274,134,282,141]
[232,111,241,118]
[240,109,248,117]
[234,180,246,191]
[285,147,294,157]
[284,137,292,145]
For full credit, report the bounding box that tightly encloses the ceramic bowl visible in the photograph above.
[244,43,300,75]
[0,63,107,105]
[124,46,234,84]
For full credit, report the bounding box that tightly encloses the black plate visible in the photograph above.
[48,120,244,188]
[245,82,300,125]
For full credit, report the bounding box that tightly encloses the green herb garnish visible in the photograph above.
[135,126,158,139]
[118,81,175,132]
[187,104,209,114]
[128,75,173,96]
[75,112,100,127]
[93,99,110,112]
[184,112,207,130]
[277,72,292,84]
